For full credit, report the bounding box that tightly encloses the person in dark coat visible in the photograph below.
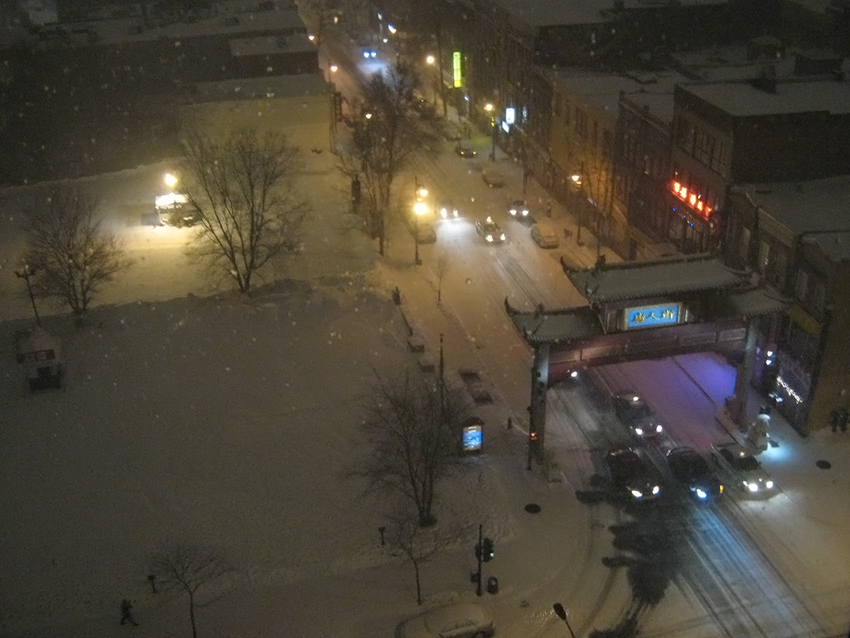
[120,598,138,626]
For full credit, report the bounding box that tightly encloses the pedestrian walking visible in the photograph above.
[120,598,138,626]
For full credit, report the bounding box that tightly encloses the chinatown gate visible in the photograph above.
[507,254,785,460]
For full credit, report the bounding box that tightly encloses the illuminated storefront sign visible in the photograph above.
[462,424,482,452]
[671,181,712,218]
[625,303,680,330]
[505,107,515,125]
[776,375,804,404]
[452,51,462,88]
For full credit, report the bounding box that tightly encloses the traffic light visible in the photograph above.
[481,537,494,562]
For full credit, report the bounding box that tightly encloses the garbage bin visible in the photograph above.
[486,576,499,594]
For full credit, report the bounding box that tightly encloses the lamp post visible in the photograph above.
[552,603,578,638]
[14,263,41,327]
[484,102,496,161]
[413,179,428,266]
[327,63,338,152]
[426,54,438,106]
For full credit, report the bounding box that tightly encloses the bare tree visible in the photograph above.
[352,370,471,526]
[21,185,130,318]
[339,62,440,256]
[435,254,451,304]
[149,542,234,638]
[385,503,465,605]
[181,127,310,293]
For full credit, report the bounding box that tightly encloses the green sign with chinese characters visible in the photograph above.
[452,51,462,88]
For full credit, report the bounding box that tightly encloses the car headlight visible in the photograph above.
[695,488,708,500]
[631,489,644,498]
[655,424,663,433]
[486,235,493,242]
[522,210,529,216]
[499,233,505,241]
[652,485,660,495]
[765,480,774,489]
[634,427,644,436]
[746,481,759,492]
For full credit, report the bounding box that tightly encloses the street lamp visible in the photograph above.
[14,263,41,326]
[327,64,339,151]
[164,172,178,189]
[413,182,429,266]
[484,103,496,161]
[553,603,578,638]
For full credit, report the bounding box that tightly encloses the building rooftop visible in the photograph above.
[488,0,726,27]
[189,73,326,103]
[554,68,686,117]
[565,254,744,303]
[230,32,314,56]
[738,176,850,261]
[680,76,850,117]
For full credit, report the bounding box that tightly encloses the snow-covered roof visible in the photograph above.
[554,68,686,117]
[712,287,787,318]
[190,73,327,103]
[737,176,850,262]
[680,77,850,117]
[72,7,305,46]
[487,0,727,27]
[230,32,315,56]
[565,254,744,303]
[510,306,604,344]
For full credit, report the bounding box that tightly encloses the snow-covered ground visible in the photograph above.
[0,154,599,638]
[3,151,850,638]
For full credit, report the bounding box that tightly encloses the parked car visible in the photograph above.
[604,446,663,501]
[530,223,559,248]
[455,141,477,157]
[482,169,505,187]
[612,390,664,440]
[397,602,495,638]
[474,216,505,243]
[415,221,437,244]
[665,446,724,503]
[710,441,776,496]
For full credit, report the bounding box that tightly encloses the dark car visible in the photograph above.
[612,390,664,440]
[455,141,477,158]
[604,446,663,501]
[508,199,534,223]
[474,216,505,243]
[665,446,723,503]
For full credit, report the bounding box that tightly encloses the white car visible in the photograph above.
[530,223,559,248]
[397,602,495,638]
[710,441,776,496]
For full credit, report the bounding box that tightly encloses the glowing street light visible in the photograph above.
[484,103,496,161]
[164,173,178,189]
[426,54,435,65]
